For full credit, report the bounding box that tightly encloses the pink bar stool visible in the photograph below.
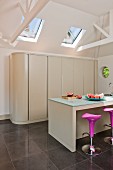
[82,113,102,156]
[103,108,113,145]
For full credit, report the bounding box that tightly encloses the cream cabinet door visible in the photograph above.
[83,60,94,94]
[29,54,47,121]
[74,59,84,95]
[62,58,74,96]
[48,56,62,98]
[10,53,28,122]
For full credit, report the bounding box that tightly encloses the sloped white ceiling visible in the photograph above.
[16,1,99,57]
[0,0,21,38]
[0,0,112,58]
[52,0,113,16]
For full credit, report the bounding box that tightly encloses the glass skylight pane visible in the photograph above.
[61,26,86,48]
[20,18,42,38]
[63,27,82,44]
[18,17,44,42]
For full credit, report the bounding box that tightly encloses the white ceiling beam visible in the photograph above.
[9,41,19,47]
[0,38,18,47]
[10,0,49,43]
[109,9,113,36]
[77,37,113,51]
[28,0,33,11]
[93,23,109,38]
[26,0,29,12]
[77,9,113,51]
[18,2,26,17]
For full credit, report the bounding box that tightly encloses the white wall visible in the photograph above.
[0,48,10,115]
[98,55,113,94]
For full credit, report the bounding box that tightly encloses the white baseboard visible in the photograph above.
[0,114,10,120]
[0,114,48,124]
[10,118,48,125]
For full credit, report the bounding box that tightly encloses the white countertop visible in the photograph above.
[49,96,113,107]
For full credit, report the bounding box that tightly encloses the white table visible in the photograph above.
[48,96,113,152]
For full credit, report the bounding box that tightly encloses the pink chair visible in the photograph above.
[103,108,113,145]
[82,113,102,156]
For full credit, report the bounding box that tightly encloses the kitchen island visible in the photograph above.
[48,96,113,152]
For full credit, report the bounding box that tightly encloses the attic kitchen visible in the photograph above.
[1,0,113,170]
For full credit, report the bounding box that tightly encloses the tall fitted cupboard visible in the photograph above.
[48,56,94,98]
[74,59,84,95]
[62,58,74,96]
[48,56,62,98]
[9,53,47,124]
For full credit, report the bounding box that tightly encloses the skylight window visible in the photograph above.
[18,17,44,42]
[61,26,86,48]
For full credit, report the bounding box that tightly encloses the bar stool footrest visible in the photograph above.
[82,144,101,156]
[82,132,90,137]
[104,124,111,127]
[104,137,113,145]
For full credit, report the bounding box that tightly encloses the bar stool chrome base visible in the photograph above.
[104,137,113,145]
[82,144,101,156]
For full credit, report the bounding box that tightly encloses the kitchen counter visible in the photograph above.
[48,96,113,152]
[49,96,113,107]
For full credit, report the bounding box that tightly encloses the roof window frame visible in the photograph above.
[61,27,86,48]
[17,17,44,42]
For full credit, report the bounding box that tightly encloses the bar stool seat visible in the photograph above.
[103,108,113,145]
[82,113,102,156]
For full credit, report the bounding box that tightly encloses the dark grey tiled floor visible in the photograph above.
[0,120,113,170]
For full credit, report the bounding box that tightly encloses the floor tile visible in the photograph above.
[3,122,48,145]
[92,148,113,170]
[64,159,103,170]
[0,120,12,124]
[28,121,48,129]
[3,130,30,144]
[29,126,48,139]
[33,134,63,152]
[0,144,11,163]
[0,119,112,170]
[7,140,42,161]
[0,120,27,134]
[46,146,87,170]
[0,162,15,170]
[13,152,58,170]
[0,134,5,146]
